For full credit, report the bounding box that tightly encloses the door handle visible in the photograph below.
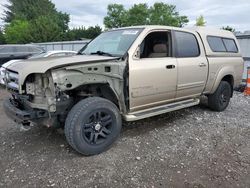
[166,65,175,69]
[199,63,206,67]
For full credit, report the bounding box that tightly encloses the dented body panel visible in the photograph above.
[7,55,119,89]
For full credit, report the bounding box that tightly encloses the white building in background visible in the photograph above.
[236,31,250,81]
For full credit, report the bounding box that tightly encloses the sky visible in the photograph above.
[0,0,250,32]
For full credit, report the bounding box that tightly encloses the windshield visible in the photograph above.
[80,29,142,57]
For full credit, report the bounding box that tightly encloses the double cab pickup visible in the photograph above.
[3,26,244,155]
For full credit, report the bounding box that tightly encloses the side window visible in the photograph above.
[174,31,200,58]
[140,31,171,58]
[0,47,8,53]
[30,47,43,53]
[16,46,29,53]
[222,38,238,53]
[0,46,15,53]
[207,36,226,52]
[207,36,238,53]
[28,47,36,53]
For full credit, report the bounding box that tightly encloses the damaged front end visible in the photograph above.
[3,70,74,128]
[3,53,128,129]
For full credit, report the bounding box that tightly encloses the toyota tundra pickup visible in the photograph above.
[3,26,244,155]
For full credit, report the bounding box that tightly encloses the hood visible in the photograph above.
[3,59,22,68]
[6,55,119,85]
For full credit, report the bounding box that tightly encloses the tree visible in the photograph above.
[4,20,30,43]
[221,26,235,32]
[104,3,189,29]
[2,0,70,43]
[84,26,102,39]
[0,29,5,44]
[65,26,102,41]
[148,3,188,27]
[3,0,69,31]
[27,16,63,42]
[195,15,206,26]
[104,4,128,29]
[126,4,149,26]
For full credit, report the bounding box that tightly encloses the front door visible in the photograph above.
[129,30,177,112]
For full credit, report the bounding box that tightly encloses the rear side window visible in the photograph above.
[174,31,200,58]
[207,37,226,52]
[222,38,238,52]
[207,36,238,53]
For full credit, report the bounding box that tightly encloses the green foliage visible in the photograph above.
[148,3,188,27]
[195,15,206,26]
[0,29,5,44]
[126,4,149,26]
[104,3,189,29]
[104,4,128,28]
[2,0,101,43]
[221,26,235,32]
[56,11,70,32]
[3,0,55,22]
[84,26,102,39]
[28,16,63,42]
[4,20,30,43]
[65,26,102,40]
[2,0,70,43]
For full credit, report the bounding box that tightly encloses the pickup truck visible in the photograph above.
[3,26,244,155]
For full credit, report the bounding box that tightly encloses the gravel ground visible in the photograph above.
[0,87,250,188]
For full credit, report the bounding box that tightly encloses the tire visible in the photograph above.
[65,97,122,155]
[208,81,232,112]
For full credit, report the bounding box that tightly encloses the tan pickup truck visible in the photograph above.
[3,26,243,155]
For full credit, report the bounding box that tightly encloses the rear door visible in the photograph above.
[174,30,208,100]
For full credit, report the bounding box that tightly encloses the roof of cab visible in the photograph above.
[112,25,235,38]
[119,25,240,56]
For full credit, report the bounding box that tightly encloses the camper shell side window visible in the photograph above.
[207,36,238,53]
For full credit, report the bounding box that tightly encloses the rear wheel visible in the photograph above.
[208,81,232,112]
[65,97,122,155]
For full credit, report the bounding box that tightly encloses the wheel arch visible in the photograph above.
[221,75,234,97]
[96,83,120,109]
[71,83,123,112]
[211,66,235,96]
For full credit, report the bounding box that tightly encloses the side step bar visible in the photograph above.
[123,98,200,121]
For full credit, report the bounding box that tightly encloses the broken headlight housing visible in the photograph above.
[5,70,19,91]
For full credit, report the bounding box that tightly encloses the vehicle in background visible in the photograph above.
[0,45,44,65]
[28,50,77,59]
[0,50,77,85]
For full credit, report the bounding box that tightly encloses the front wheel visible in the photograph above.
[65,97,122,155]
[208,81,232,112]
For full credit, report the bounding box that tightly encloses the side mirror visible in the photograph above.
[133,45,140,59]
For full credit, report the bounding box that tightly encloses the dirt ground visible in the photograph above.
[0,87,250,188]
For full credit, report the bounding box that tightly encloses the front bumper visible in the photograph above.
[3,98,36,124]
[3,97,62,127]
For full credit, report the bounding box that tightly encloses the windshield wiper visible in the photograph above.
[90,51,114,57]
